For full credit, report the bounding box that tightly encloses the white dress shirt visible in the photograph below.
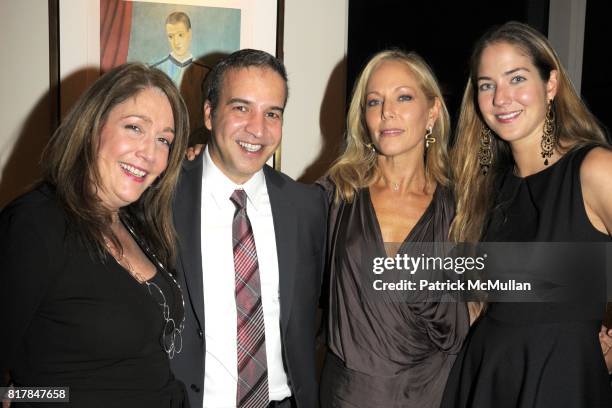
[200,147,291,407]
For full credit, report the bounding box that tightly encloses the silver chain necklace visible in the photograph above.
[108,219,186,359]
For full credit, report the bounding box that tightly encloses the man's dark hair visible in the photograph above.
[204,49,288,115]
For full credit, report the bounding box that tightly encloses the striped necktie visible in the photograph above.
[231,189,269,407]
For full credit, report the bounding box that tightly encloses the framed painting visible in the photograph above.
[50,0,283,168]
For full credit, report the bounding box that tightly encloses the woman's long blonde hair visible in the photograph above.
[327,49,451,203]
[450,21,607,243]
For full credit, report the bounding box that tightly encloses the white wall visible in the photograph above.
[0,0,51,207]
[281,0,349,182]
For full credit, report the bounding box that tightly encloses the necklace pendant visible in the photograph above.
[392,182,399,191]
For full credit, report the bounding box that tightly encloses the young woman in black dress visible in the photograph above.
[0,63,190,407]
[442,21,612,407]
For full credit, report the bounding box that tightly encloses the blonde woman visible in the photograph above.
[319,50,469,407]
[441,22,612,407]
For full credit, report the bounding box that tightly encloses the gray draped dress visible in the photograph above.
[318,182,469,408]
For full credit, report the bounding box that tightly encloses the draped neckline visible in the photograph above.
[365,186,438,257]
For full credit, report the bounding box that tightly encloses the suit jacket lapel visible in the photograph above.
[175,154,205,328]
[264,166,297,335]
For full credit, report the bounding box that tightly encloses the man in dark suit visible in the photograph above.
[171,49,327,408]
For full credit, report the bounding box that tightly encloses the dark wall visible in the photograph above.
[582,1,612,141]
[346,0,549,142]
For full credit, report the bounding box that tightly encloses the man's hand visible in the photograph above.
[599,325,612,374]
[185,144,205,161]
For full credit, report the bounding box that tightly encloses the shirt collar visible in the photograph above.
[169,53,194,66]
[202,146,266,211]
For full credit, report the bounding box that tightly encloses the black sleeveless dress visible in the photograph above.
[441,145,612,407]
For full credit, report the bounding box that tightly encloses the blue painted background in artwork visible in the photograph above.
[127,1,240,65]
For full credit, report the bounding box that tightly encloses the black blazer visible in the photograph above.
[170,154,327,408]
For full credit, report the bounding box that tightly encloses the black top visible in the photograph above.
[0,183,187,407]
[441,145,612,408]
[319,182,469,408]
[484,145,609,323]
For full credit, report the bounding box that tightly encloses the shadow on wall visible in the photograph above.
[0,90,51,208]
[185,51,229,147]
[297,56,348,184]
[0,67,99,208]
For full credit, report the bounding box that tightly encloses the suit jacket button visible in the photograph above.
[190,384,201,393]
[198,329,203,338]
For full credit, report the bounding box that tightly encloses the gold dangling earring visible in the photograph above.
[478,124,493,175]
[541,99,556,165]
[425,126,436,148]
[365,142,376,153]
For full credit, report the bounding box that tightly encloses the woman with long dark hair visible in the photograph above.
[442,21,612,407]
[0,63,191,407]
